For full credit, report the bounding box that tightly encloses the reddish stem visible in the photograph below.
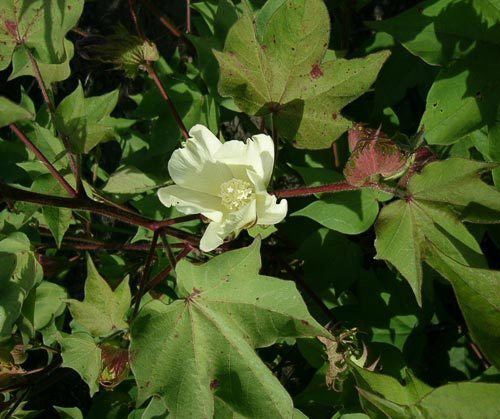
[37,233,185,252]
[186,0,191,33]
[273,181,398,198]
[274,181,358,198]
[128,0,146,40]
[139,0,183,38]
[27,48,83,195]
[0,183,199,233]
[145,62,189,140]
[9,124,78,198]
[143,245,192,293]
[132,230,160,317]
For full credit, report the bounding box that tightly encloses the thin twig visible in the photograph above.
[186,0,191,33]
[144,62,189,140]
[143,245,192,293]
[139,0,183,38]
[27,49,83,195]
[273,181,398,199]
[128,0,145,40]
[9,124,77,197]
[132,230,160,318]
[159,230,177,270]
[0,183,199,233]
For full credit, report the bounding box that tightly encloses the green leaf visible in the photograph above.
[55,84,120,153]
[130,240,329,417]
[0,96,33,127]
[31,281,67,330]
[367,0,500,66]
[293,191,379,235]
[0,0,84,82]
[68,255,130,337]
[351,364,432,409]
[0,233,42,339]
[102,166,163,195]
[291,166,380,234]
[369,0,500,145]
[425,248,500,369]
[408,158,500,222]
[53,406,84,419]
[355,367,500,419]
[214,0,389,148]
[420,46,500,145]
[60,332,102,396]
[375,159,493,304]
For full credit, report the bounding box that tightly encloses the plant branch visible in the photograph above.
[186,0,191,33]
[143,245,192,294]
[128,0,145,40]
[27,48,83,195]
[132,230,160,318]
[37,233,185,252]
[9,124,78,198]
[0,183,199,232]
[139,0,183,38]
[273,181,398,198]
[144,62,189,140]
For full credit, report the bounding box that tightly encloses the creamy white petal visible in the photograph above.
[157,185,224,222]
[199,201,257,252]
[250,134,274,186]
[188,124,222,156]
[168,134,232,196]
[215,134,275,186]
[213,140,249,180]
[256,193,288,225]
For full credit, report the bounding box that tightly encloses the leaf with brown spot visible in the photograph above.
[214,0,389,149]
[130,240,329,418]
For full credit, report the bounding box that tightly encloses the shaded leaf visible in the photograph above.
[60,332,102,396]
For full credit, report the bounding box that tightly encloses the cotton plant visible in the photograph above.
[157,125,287,251]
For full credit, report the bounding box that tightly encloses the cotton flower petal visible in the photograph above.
[250,134,274,186]
[256,193,287,225]
[199,201,257,252]
[168,126,232,196]
[215,134,274,186]
[158,185,224,222]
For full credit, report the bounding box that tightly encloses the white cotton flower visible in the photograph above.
[157,124,288,252]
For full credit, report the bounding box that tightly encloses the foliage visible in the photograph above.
[0,0,499,418]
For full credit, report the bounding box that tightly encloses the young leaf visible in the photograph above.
[0,96,33,127]
[60,332,102,396]
[214,0,389,148]
[68,255,130,337]
[0,0,84,82]
[130,240,329,418]
[54,84,120,153]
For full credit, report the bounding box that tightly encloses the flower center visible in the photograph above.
[220,178,254,211]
